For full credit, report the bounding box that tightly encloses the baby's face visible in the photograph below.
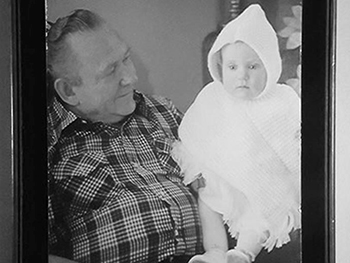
[221,42,267,100]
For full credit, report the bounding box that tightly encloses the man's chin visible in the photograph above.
[123,98,137,114]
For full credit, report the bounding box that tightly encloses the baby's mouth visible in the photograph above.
[236,85,249,89]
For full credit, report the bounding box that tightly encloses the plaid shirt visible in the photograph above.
[48,92,203,263]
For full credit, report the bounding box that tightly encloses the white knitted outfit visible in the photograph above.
[172,5,301,252]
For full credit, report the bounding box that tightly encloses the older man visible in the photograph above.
[47,9,202,263]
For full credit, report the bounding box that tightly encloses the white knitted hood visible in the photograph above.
[172,4,301,251]
[208,4,281,98]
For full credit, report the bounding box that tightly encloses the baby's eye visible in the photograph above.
[228,64,237,70]
[249,64,260,70]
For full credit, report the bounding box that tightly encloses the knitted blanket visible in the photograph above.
[172,4,301,251]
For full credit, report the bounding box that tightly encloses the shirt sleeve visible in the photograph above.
[48,187,58,250]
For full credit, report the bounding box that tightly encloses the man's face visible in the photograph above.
[221,41,267,100]
[69,26,138,123]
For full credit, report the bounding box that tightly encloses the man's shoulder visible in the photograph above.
[135,91,182,136]
[138,92,172,108]
[135,91,180,118]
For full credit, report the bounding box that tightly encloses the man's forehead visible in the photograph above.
[68,27,127,59]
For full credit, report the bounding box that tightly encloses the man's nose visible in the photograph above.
[120,64,138,86]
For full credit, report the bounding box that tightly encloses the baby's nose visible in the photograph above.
[237,68,249,80]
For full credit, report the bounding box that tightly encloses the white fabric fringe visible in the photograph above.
[171,4,301,252]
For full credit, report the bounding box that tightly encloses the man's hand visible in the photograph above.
[49,255,79,263]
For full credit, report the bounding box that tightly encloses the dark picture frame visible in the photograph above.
[301,0,336,262]
[12,0,47,262]
[10,0,335,262]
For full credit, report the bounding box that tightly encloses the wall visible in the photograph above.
[47,0,219,113]
[0,0,13,262]
[335,0,350,262]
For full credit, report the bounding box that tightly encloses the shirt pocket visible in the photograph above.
[52,151,126,216]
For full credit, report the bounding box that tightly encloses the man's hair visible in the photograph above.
[47,9,105,103]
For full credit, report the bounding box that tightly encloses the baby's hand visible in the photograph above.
[189,173,206,193]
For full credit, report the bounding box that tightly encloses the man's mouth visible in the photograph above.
[119,87,134,98]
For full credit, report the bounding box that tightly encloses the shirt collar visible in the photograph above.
[47,96,77,149]
[47,91,147,147]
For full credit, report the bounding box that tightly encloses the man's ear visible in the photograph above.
[54,78,80,106]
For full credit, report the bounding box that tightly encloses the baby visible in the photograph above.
[172,4,301,263]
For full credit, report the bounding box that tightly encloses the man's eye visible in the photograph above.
[106,64,117,76]
[110,65,117,74]
[123,56,130,63]
[228,65,236,70]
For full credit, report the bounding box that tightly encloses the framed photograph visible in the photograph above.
[7,0,335,262]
